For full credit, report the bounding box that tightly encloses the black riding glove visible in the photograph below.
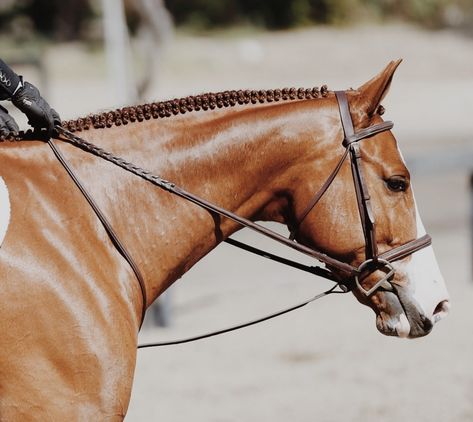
[0,59,22,100]
[12,80,61,135]
[0,104,19,137]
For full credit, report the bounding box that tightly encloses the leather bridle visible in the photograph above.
[45,90,431,346]
[288,91,432,296]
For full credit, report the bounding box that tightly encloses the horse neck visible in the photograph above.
[87,99,334,302]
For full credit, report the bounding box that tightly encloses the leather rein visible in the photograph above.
[46,91,431,347]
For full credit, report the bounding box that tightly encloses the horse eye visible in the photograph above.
[386,177,408,192]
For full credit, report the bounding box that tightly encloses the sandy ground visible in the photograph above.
[7,23,473,421]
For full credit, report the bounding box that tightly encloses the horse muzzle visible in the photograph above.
[350,260,450,338]
[375,290,450,338]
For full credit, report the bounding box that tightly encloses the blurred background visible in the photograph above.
[1,1,472,421]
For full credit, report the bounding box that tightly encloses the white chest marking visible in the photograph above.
[0,176,11,247]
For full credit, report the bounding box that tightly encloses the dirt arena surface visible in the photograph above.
[15,23,473,421]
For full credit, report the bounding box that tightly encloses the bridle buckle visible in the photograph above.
[355,258,395,296]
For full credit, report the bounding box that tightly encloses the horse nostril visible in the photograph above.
[422,316,434,333]
[432,300,450,323]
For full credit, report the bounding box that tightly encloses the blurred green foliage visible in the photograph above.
[165,0,472,30]
[0,0,471,40]
[0,0,93,41]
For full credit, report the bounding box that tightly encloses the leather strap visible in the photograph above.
[343,121,394,147]
[225,237,338,282]
[336,91,378,260]
[349,141,378,259]
[289,148,349,240]
[138,283,346,348]
[47,139,148,327]
[337,91,355,139]
[379,234,432,262]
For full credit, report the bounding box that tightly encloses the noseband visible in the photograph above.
[47,90,431,340]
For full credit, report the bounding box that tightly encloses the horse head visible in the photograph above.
[39,59,449,341]
[284,60,449,338]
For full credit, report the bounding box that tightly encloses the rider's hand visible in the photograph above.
[0,104,19,137]
[12,81,61,136]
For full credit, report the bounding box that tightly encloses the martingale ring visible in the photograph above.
[355,258,395,296]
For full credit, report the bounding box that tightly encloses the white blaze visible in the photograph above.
[0,176,10,246]
[395,144,450,326]
[404,198,450,321]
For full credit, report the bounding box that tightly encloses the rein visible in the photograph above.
[45,90,432,347]
[138,283,346,348]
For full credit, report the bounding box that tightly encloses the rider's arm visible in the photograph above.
[0,59,61,135]
[0,59,23,100]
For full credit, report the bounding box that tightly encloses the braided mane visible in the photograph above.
[1,85,329,141]
[63,85,329,133]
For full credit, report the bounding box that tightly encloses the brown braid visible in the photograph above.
[62,85,329,133]
[0,85,329,141]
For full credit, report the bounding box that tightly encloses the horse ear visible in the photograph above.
[354,59,402,117]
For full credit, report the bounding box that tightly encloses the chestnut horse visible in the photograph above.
[0,61,449,419]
